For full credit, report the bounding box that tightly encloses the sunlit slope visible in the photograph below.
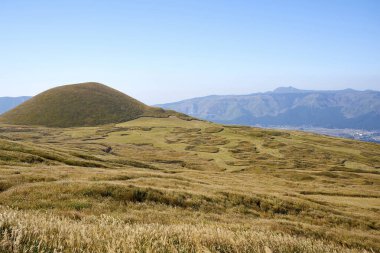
[0,117,379,252]
[0,82,189,127]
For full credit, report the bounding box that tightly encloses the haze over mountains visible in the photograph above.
[2,86,379,131]
[0,96,31,114]
[159,87,380,131]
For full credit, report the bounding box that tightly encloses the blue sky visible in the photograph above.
[0,0,379,104]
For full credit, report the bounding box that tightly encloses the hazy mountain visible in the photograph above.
[0,96,31,114]
[159,87,380,130]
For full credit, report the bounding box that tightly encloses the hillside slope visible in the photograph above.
[0,82,189,127]
[159,87,380,130]
[0,117,379,252]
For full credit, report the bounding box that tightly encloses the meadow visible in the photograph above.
[0,117,379,252]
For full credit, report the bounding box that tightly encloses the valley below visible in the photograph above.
[0,116,379,252]
[254,125,380,144]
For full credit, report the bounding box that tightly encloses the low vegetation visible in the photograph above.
[0,207,368,253]
[0,116,379,252]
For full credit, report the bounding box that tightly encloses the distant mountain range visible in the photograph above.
[2,87,380,131]
[0,96,31,114]
[159,87,380,130]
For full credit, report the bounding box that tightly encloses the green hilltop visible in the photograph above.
[0,82,189,127]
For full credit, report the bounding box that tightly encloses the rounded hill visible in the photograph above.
[0,82,188,127]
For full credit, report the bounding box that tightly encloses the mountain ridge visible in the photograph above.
[0,96,31,114]
[159,87,380,130]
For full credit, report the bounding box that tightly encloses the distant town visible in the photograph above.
[258,125,380,143]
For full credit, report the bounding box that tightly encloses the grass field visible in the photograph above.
[0,116,379,252]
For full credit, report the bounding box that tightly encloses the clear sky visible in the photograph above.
[0,0,379,104]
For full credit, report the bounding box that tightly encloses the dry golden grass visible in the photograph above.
[0,117,379,252]
[0,207,369,253]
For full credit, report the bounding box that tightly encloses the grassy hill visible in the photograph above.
[0,82,190,127]
[0,116,379,252]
